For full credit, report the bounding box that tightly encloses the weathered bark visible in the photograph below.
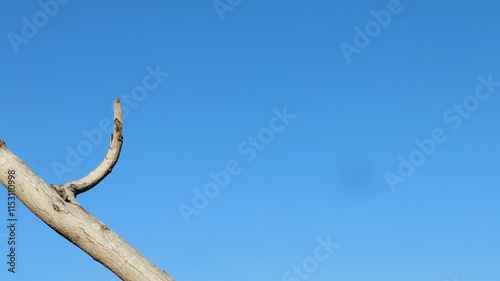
[0,99,174,281]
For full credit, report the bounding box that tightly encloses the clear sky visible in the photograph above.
[1,0,500,280]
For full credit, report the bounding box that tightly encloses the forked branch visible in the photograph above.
[0,99,174,281]
[55,99,123,203]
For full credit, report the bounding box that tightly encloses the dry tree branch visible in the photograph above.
[54,99,124,204]
[0,99,174,281]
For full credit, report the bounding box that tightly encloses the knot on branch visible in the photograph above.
[54,184,79,205]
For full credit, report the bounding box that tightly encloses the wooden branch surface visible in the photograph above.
[60,98,124,196]
[0,100,174,281]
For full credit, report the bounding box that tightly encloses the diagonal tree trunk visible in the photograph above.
[0,99,174,281]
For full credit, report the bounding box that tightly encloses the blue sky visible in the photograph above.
[1,0,500,280]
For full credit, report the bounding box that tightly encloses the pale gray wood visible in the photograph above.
[0,99,174,281]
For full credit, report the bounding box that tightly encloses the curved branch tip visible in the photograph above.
[57,99,124,197]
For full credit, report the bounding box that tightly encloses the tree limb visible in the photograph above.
[0,99,175,281]
[55,99,124,203]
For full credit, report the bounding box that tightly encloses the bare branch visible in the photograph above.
[0,99,175,280]
[59,99,123,197]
